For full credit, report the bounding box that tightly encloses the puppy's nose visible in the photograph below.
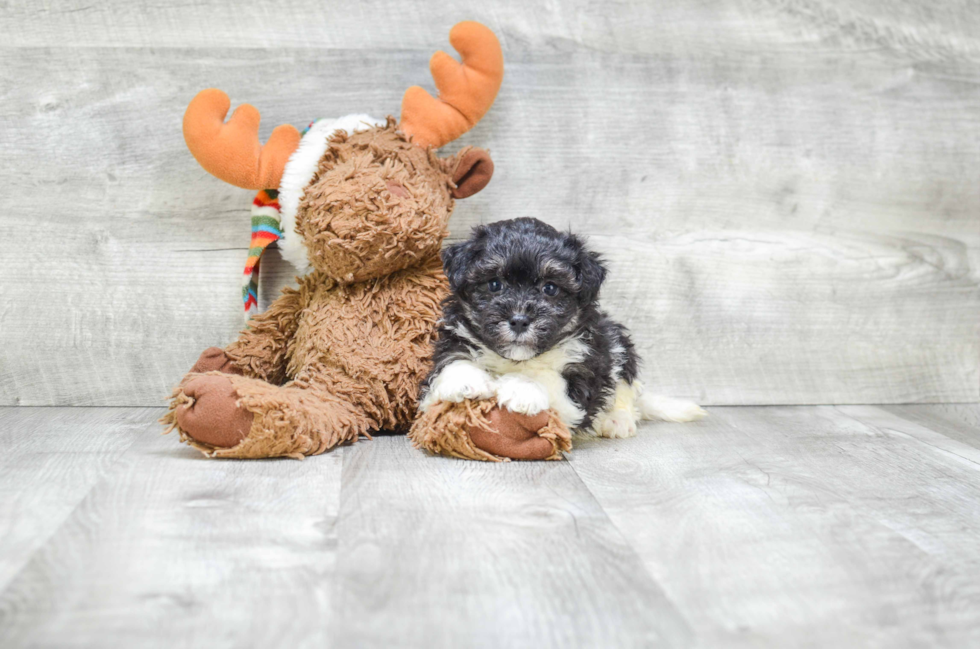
[509,314,532,334]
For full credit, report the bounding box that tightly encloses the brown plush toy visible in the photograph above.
[162,22,571,461]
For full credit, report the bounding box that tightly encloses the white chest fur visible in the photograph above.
[472,338,588,428]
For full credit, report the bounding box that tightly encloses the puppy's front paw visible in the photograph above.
[422,361,495,409]
[495,376,550,416]
[596,409,638,439]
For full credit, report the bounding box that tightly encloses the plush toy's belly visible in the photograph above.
[289,256,448,429]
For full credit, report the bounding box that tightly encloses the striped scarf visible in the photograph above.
[243,189,283,319]
[243,120,332,320]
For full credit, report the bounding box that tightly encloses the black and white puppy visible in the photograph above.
[419,217,705,438]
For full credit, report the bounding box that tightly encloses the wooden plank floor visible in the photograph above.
[0,405,979,647]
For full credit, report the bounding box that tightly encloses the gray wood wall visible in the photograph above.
[1,0,978,407]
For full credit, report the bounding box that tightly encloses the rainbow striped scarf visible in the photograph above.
[243,189,283,319]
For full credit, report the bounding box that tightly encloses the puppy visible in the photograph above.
[419,217,705,438]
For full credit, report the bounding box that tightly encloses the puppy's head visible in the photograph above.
[443,217,606,361]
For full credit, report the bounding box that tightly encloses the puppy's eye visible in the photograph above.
[542,282,559,296]
[487,278,503,293]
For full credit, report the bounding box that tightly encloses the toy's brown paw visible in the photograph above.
[189,347,244,375]
[467,407,556,460]
[176,375,253,448]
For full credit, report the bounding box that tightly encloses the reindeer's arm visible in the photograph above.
[224,285,305,385]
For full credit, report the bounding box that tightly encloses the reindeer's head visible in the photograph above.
[182,22,502,285]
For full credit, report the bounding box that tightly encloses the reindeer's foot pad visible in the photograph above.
[409,398,572,462]
[162,372,366,460]
[172,374,253,449]
[469,408,557,460]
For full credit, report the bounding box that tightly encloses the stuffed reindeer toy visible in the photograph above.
[163,22,571,461]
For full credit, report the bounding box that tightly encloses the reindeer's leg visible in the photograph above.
[409,399,572,462]
[176,283,306,386]
[161,284,313,452]
[164,368,373,459]
[187,347,245,376]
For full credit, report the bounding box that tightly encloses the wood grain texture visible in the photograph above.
[0,410,344,648]
[1,0,978,406]
[883,403,980,450]
[3,0,980,57]
[0,407,146,592]
[2,406,979,646]
[568,406,980,647]
[331,433,692,648]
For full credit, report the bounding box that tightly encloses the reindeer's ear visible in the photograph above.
[451,148,494,199]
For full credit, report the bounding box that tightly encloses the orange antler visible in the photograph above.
[183,89,301,190]
[400,21,504,149]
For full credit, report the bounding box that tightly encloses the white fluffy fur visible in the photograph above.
[473,337,589,428]
[638,392,708,424]
[594,380,706,438]
[277,114,386,271]
[421,335,589,427]
[592,380,641,438]
[594,409,638,439]
[423,341,706,436]
[419,360,495,411]
[494,374,551,416]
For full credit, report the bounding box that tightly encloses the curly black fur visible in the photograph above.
[424,217,640,432]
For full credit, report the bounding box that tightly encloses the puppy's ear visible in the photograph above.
[572,237,606,304]
[441,239,476,292]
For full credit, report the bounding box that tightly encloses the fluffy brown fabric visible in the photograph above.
[409,399,572,462]
[166,21,517,461]
[297,121,456,284]
[189,347,245,375]
[162,122,495,459]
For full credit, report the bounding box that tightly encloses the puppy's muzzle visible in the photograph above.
[508,314,533,334]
